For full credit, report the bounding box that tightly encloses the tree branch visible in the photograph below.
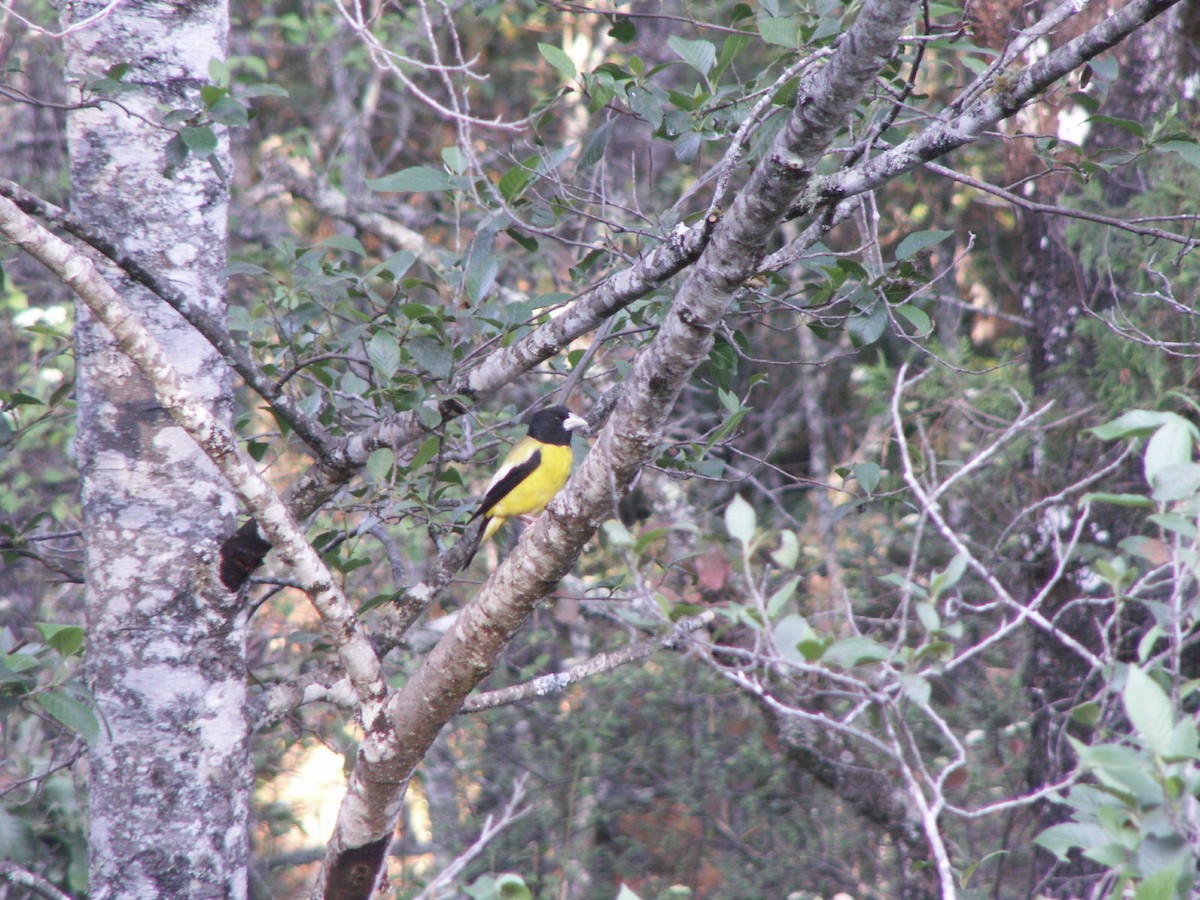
[0,176,335,458]
[813,0,1184,213]
[413,775,532,900]
[312,0,924,895]
[460,611,716,713]
[221,211,718,589]
[0,193,389,723]
[923,160,1200,249]
[0,862,73,900]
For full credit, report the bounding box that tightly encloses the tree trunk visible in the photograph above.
[1016,5,1192,895]
[63,1,247,896]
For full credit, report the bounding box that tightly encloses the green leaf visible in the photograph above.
[366,448,394,482]
[506,228,538,253]
[0,655,33,687]
[851,461,881,494]
[538,42,576,81]
[773,613,821,663]
[2,391,45,407]
[494,873,532,900]
[895,303,932,335]
[1151,462,1200,503]
[409,436,440,472]
[715,33,751,80]
[766,576,801,620]
[1088,410,1179,441]
[1134,867,1178,900]
[667,37,716,77]
[579,120,615,168]
[624,84,663,130]
[725,494,756,546]
[1144,415,1195,489]
[35,623,85,658]
[1078,742,1164,806]
[1035,822,1110,860]
[673,131,702,164]
[899,673,931,705]
[367,332,401,379]
[316,233,367,256]
[758,16,798,47]
[1087,114,1145,138]
[1163,716,1199,762]
[368,250,417,281]
[1079,492,1154,509]
[1123,665,1174,756]
[915,600,940,634]
[3,652,40,674]
[415,405,441,430]
[1148,513,1198,538]
[847,300,887,347]
[34,690,100,744]
[208,57,231,87]
[771,530,799,569]
[407,336,453,380]
[823,635,888,669]
[1136,624,1164,663]
[441,145,467,175]
[207,96,249,126]
[1071,702,1102,728]
[498,155,540,203]
[895,229,953,261]
[464,247,498,304]
[1158,140,1200,170]
[180,126,218,158]
[239,83,289,99]
[367,166,455,193]
[929,552,968,601]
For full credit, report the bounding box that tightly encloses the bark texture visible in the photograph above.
[62,1,248,896]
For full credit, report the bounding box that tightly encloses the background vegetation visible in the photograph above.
[2,0,1199,897]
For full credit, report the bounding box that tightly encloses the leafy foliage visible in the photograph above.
[1034,412,1200,900]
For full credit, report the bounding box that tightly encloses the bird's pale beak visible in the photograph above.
[563,413,589,433]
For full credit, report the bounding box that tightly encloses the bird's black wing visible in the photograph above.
[470,448,542,521]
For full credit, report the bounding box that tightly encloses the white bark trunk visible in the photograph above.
[62,1,247,896]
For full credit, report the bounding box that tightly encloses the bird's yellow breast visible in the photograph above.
[488,442,574,520]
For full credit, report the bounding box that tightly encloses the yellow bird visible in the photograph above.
[469,405,589,543]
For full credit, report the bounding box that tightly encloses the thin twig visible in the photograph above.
[461,611,715,713]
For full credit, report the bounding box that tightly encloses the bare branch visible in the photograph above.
[924,161,1200,250]
[0,0,125,38]
[413,776,532,900]
[890,365,1105,671]
[0,862,73,900]
[461,611,716,713]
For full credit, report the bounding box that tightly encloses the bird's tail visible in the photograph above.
[459,519,487,569]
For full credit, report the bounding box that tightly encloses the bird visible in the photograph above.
[468,405,589,546]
